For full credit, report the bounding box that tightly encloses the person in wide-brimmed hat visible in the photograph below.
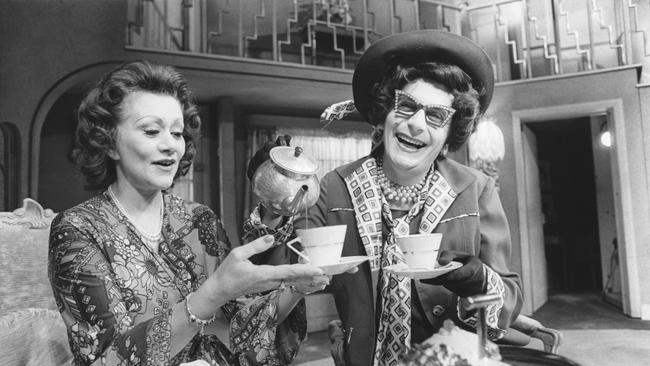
[246,30,523,365]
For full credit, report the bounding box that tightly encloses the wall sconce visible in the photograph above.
[468,117,505,190]
[600,122,612,148]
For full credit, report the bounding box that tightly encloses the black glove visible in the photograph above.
[246,135,292,181]
[421,250,486,297]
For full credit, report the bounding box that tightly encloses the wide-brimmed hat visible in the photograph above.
[352,30,494,125]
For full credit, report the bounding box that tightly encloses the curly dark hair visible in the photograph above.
[367,62,482,152]
[73,60,201,191]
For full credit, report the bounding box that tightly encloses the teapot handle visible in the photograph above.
[286,237,311,263]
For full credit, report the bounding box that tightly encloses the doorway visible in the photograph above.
[527,117,605,294]
[513,100,639,317]
[516,111,622,315]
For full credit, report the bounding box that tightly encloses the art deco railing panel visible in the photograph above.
[126,0,650,82]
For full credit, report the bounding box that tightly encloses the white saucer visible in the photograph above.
[316,256,371,275]
[384,261,463,280]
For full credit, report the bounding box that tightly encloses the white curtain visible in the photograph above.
[277,127,371,179]
[243,126,371,222]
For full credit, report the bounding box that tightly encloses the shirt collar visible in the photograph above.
[337,155,477,195]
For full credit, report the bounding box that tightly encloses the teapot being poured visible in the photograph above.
[251,146,320,216]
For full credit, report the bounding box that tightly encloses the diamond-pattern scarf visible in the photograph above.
[344,157,456,365]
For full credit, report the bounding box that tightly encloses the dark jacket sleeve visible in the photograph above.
[477,177,524,329]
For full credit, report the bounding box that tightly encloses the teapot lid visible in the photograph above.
[269,146,319,175]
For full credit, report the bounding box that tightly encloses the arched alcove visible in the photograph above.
[38,92,92,211]
[28,61,119,203]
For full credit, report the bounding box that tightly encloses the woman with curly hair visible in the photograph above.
[247,30,523,365]
[48,60,328,365]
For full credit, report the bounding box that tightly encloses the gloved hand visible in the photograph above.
[421,250,486,297]
[246,135,292,181]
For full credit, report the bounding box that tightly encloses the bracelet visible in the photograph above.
[289,285,315,296]
[185,292,216,334]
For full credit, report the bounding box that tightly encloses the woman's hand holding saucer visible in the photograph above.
[197,235,325,308]
[420,250,486,297]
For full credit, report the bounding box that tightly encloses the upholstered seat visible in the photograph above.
[0,199,73,365]
[0,308,72,365]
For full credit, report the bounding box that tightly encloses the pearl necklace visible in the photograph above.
[107,185,163,243]
[376,160,427,205]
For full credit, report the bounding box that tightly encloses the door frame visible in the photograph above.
[512,99,639,317]
[519,123,547,314]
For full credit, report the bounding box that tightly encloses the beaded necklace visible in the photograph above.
[376,159,428,205]
[107,185,163,244]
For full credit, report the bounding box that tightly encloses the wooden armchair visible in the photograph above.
[326,309,562,365]
[498,314,562,354]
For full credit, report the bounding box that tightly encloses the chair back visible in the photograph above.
[0,198,57,313]
[0,199,73,365]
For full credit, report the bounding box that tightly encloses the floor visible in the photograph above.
[530,292,650,366]
[293,292,650,365]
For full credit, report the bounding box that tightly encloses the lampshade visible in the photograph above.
[468,117,505,163]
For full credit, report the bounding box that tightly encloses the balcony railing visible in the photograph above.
[126,0,650,82]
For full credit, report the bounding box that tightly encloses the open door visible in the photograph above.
[589,115,622,308]
[522,124,548,312]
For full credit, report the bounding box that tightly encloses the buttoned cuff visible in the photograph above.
[457,264,507,340]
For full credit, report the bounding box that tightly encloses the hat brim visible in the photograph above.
[352,30,494,124]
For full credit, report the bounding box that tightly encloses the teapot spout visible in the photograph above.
[284,185,309,215]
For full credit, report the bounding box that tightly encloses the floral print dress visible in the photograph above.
[48,192,295,365]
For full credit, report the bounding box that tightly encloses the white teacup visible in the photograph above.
[396,233,443,270]
[286,225,347,266]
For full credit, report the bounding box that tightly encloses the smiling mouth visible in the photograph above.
[396,134,426,149]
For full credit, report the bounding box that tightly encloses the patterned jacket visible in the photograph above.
[294,155,523,366]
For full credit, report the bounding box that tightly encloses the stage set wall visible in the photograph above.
[2,0,650,319]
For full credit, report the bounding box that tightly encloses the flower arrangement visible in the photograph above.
[399,320,507,366]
